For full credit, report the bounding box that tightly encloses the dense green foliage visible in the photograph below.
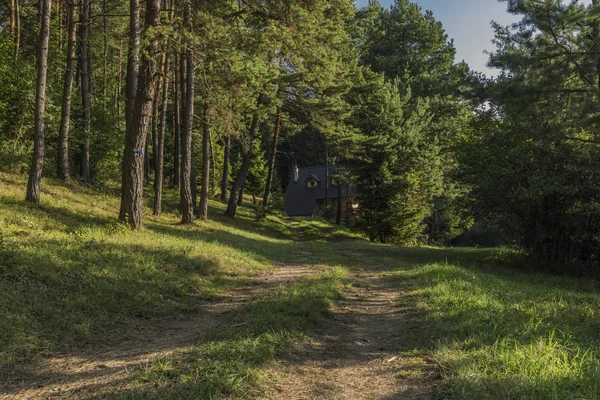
[349,0,474,245]
[460,0,600,272]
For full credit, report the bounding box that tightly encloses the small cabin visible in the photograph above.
[284,164,357,219]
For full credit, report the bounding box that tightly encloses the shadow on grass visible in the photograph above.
[90,271,347,399]
[0,192,348,375]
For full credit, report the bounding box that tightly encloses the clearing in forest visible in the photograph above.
[1,175,600,399]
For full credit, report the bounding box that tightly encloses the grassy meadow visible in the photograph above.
[0,173,298,367]
[1,174,600,399]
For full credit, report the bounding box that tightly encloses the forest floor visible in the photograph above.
[1,174,600,399]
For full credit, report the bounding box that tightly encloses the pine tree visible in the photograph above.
[57,0,77,182]
[25,0,52,204]
[347,68,433,243]
[119,0,162,229]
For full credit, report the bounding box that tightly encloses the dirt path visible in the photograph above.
[1,223,436,399]
[0,224,316,400]
[265,233,437,400]
[265,271,436,399]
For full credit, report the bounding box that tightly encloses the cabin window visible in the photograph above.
[307,179,318,189]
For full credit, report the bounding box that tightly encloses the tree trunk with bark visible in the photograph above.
[57,0,76,182]
[125,0,139,128]
[172,52,180,187]
[119,0,140,221]
[149,64,162,185]
[180,0,195,223]
[191,136,197,209]
[220,135,230,202]
[102,0,107,100]
[78,0,92,185]
[153,54,170,216]
[198,103,211,220]
[56,0,62,50]
[144,131,150,183]
[238,185,244,205]
[119,0,161,229]
[116,38,123,118]
[325,140,329,204]
[225,115,259,217]
[14,0,20,58]
[262,105,281,207]
[336,182,342,225]
[25,0,52,204]
[209,128,216,196]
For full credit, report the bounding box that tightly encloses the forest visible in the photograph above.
[4,0,600,398]
[1,0,600,272]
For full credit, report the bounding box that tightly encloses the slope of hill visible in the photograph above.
[1,175,599,399]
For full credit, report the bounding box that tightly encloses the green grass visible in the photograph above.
[2,174,600,399]
[0,174,297,367]
[123,268,347,399]
[377,247,600,400]
[283,234,600,399]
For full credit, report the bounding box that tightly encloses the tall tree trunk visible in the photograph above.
[209,127,216,196]
[25,0,52,204]
[220,135,230,202]
[180,0,195,224]
[172,52,180,187]
[119,0,161,229]
[191,135,197,209]
[102,0,107,100]
[198,103,210,220]
[119,0,140,221]
[10,0,15,40]
[262,105,281,207]
[225,115,258,218]
[116,38,123,118]
[57,0,62,50]
[57,0,76,182]
[149,66,162,185]
[151,78,160,181]
[14,0,20,58]
[145,131,150,183]
[336,182,342,225]
[238,185,244,206]
[325,139,329,204]
[153,54,169,216]
[125,0,140,130]
[78,0,92,185]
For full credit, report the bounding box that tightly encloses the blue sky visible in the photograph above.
[355,0,520,77]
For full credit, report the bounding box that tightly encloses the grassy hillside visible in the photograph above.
[0,174,299,366]
[1,174,600,399]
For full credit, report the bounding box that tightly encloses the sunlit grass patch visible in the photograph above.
[387,252,600,399]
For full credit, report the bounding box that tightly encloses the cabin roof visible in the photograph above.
[304,173,321,183]
[284,164,357,217]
